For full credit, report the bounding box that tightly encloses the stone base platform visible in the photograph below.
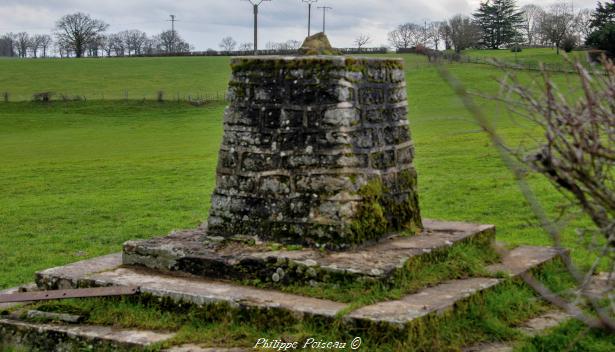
[35,245,559,328]
[122,219,495,285]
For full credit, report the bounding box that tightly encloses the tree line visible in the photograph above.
[1,2,613,59]
[0,12,193,58]
[388,0,614,55]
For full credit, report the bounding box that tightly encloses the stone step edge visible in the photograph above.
[0,317,175,351]
[461,310,573,351]
[345,246,561,328]
[122,219,497,285]
[164,345,249,352]
[34,245,560,327]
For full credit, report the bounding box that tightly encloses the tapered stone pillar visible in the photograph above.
[206,56,422,249]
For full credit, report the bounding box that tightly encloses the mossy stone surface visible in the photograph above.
[298,32,341,56]
[209,54,420,249]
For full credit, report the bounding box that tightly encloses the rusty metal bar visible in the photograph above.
[0,286,139,304]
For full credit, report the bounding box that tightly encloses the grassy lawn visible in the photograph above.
[0,56,232,101]
[462,47,590,66]
[0,53,600,290]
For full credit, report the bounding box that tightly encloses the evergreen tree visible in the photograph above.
[586,1,615,55]
[590,1,615,29]
[473,0,524,49]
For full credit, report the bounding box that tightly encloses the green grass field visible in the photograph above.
[0,56,231,101]
[0,48,610,351]
[0,50,600,290]
[462,47,590,67]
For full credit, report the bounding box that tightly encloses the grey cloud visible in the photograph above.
[0,0,598,50]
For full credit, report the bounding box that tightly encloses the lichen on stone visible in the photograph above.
[298,32,341,56]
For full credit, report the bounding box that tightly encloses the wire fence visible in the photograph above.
[399,47,607,74]
[127,47,389,58]
[0,90,230,104]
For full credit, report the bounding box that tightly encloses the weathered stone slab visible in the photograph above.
[88,267,347,319]
[123,220,495,285]
[345,246,560,328]
[463,310,572,351]
[36,253,122,289]
[35,243,558,329]
[25,310,84,324]
[37,256,347,320]
[0,318,174,351]
[165,345,248,352]
[463,342,513,352]
[518,310,571,336]
[486,246,561,276]
[347,277,500,328]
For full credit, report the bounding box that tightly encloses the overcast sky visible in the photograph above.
[0,0,597,50]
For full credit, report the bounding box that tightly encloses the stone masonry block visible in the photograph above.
[207,56,422,249]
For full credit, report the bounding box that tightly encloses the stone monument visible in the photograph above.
[124,33,423,282]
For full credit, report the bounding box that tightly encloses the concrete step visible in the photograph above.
[35,244,559,328]
[462,309,572,351]
[165,345,248,352]
[121,219,496,285]
[345,246,559,328]
[38,253,346,320]
[0,317,174,351]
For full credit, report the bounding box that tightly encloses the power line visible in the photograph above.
[242,0,272,55]
[317,6,332,34]
[167,15,178,52]
[302,0,318,37]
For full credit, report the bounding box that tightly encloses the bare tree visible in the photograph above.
[54,12,108,58]
[122,30,148,56]
[29,34,44,58]
[101,35,113,57]
[55,37,72,58]
[427,21,444,50]
[0,33,16,57]
[438,57,615,332]
[539,2,576,54]
[354,34,371,50]
[108,33,126,56]
[238,42,254,51]
[521,4,545,46]
[14,32,29,58]
[501,59,615,331]
[219,36,237,52]
[439,22,453,50]
[446,15,480,53]
[142,38,156,55]
[154,30,191,54]
[284,40,301,50]
[388,23,427,49]
[39,34,52,58]
[86,35,104,57]
[575,8,594,43]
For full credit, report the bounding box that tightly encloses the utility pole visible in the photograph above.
[302,0,318,37]
[243,0,271,55]
[168,15,177,53]
[317,6,332,34]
